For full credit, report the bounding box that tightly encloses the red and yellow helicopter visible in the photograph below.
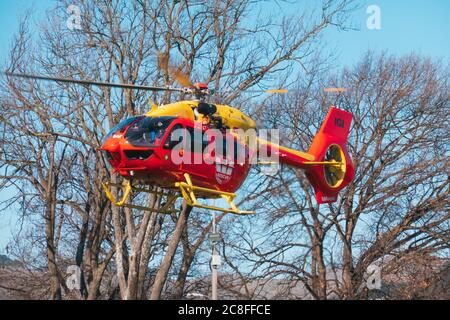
[6,66,354,215]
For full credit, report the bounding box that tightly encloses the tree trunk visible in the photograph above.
[45,187,62,300]
[150,202,192,300]
[172,248,194,299]
[111,199,128,299]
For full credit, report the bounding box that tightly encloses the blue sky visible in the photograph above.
[1,0,449,63]
[0,0,449,250]
[326,0,450,66]
[264,0,450,67]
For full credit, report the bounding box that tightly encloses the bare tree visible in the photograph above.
[1,0,357,299]
[226,52,449,300]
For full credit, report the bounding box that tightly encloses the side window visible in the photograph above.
[164,124,184,149]
[222,137,227,158]
[234,139,238,161]
[202,131,209,151]
[234,140,247,162]
[217,136,246,161]
[187,127,209,153]
[187,127,195,152]
[213,136,227,159]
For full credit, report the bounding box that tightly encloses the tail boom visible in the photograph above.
[257,106,354,204]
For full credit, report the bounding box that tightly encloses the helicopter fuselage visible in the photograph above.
[100,101,254,196]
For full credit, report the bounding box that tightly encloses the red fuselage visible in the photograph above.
[100,116,252,195]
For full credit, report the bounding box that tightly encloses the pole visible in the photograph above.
[211,211,218,300]
[211,247,218,300]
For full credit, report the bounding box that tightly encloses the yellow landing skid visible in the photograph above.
[101,181,178,214]
[175,173,255,215]
[102,174,255,215]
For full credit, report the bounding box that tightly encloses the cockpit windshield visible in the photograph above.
[125,116,176,147]
[103,116,143,144]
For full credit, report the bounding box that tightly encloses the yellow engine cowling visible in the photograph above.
[213,104,256,130]
[145,100,256,131]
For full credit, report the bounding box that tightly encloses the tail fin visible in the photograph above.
[305,106,354,204]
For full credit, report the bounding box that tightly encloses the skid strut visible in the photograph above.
[175,173,255,215]
[101,180,178,213]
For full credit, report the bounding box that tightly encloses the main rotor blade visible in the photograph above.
[4,72,184,92]
[246,89,288,93]
[324,87,347,93]
[157,52,194,88]
[219,88,288,95]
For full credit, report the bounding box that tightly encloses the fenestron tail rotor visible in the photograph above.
[323,144,346,188]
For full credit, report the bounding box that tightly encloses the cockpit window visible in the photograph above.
[103,116,143,144]
[125,116,176,147]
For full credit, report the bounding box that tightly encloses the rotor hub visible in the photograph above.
[194,82,208,90]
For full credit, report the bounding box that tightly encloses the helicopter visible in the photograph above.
[5,65,354,215]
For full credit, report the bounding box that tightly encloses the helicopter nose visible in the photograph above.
[100,137,122,163]
[100,137,120,153]
[104,140,120,152]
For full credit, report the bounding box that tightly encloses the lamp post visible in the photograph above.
[209,211,222,300]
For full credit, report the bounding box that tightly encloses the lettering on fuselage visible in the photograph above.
[321,195,337,202]
[215,159,234,184]
[334,117,345,128]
